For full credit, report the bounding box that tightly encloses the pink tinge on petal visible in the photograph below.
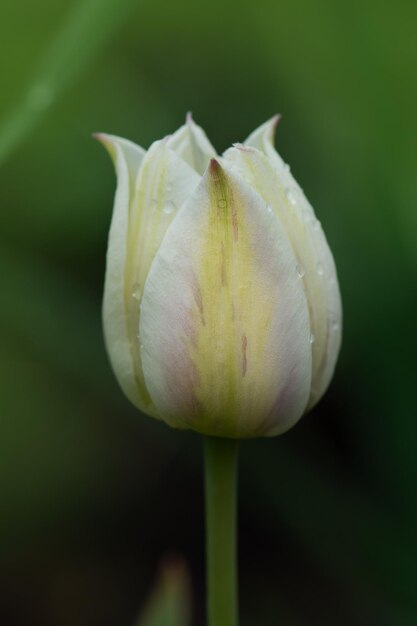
[139,161,312,438]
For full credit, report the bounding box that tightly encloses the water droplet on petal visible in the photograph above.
[163,200,176,214]
[309,333,315,344]
[317,262,324,276]
[132,283,141,300]
[296,264,305,278]
[285,188,297,206]
[303,211,314,225]
[331,321,340,332]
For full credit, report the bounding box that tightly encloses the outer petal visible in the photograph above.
[100,135,200,417]
[139,160,312,438]
[94,133,146,196]
[238,117,342,407]
[243,115,281,154]
[167,113,217,175]
[98,134,146,409]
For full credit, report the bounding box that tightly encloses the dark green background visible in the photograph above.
[1,0,416,624]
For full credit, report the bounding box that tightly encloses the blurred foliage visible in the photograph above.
[1,0,417,624]
[135,557,191,626]
[0,0,137,164]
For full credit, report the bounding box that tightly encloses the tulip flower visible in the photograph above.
[96,114,342,626]
[97,114,341,439]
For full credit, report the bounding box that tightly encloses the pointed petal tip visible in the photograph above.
[209,157,222,174]
[186,111,203,130]
[267,114,281,141]
[92,132,118,160]
[271,113,282,127]
[92,132,109,144]
[208,158,228,184]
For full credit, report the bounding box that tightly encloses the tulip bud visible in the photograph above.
[97,115,342,438]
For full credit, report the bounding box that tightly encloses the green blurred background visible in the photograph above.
[1,0,417,624]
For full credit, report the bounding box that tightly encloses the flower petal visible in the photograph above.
[100,135,200,417]
[243,115,281,154]
[167,113,217,175]
[139,160,312,438]
[94,133,146,196]
[98,134,147,410]
[236,118,342,407]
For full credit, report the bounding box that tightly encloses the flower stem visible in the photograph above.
[204,436,239,626]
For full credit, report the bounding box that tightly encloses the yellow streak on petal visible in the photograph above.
[234,123,342,406]
[140,161,311,438]
[124,142,200,412]
[99,135,152,412]
[185,161,274,433]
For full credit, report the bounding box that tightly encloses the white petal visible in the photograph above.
[100,134,200,418]
[139,159,312,438]
[94,133,146,196]
[167,113,217,174]
[243,116,281,154]
[233,119,342,406]
[122,139,201,415]
[98,134,147,409]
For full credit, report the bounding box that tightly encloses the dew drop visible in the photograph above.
[163,200,176,214]
[267,205,273,213]
[317,262,324,276]
[296,264,305,278]
[309,333,315,344]
[303,211,313,225]
[285,188,297,206]
[131,283,141,300]
[331,321,340,332]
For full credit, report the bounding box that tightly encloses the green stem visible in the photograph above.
[204,436,239,626]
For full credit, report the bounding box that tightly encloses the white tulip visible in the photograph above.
[97,114,342,438]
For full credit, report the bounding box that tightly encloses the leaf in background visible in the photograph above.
[135,557,191,626]
[0,0,138,165]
